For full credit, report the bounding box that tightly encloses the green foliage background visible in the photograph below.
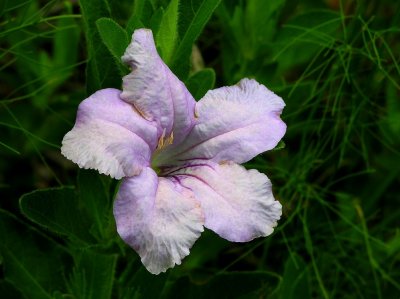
[1,0,399,298]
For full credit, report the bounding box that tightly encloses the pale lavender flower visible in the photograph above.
[61,29,286,274]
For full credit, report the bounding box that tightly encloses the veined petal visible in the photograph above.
[121,29,196,144]
[114,168,204,274]
[61,89,156,179]
[172,161,282,242]
[158,79,286,166]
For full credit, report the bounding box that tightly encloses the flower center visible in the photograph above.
[156,129,174,150]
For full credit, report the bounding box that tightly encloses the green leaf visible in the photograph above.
[53,4,80,74]
[79,0,121,94]
[78,170,112,241]
[280,254,311,299]
[68,250,117,299]
[156,0,179,64]
[185,68,215,100]
[0,210,67,299]
[19,187,94,243]
[171,0,221,79]
[96,17,129,63]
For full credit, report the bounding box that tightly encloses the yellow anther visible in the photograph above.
[156,129,174,150]
[166,131,174,145]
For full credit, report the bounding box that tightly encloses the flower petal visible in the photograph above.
[114,167,204,274]
[61,88,157,179]
[158,79,286,166]
[121,29,196,144]
[172,160,282,242]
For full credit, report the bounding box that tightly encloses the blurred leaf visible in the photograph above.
[273,10,340,71]
[34,7,80,107]
[156,0,179,64]
[0,0,6,17]
[149,7,164,36]
[183,230,229,270]
[385,81,400,137]
[68,250,117,299]
[78,170,112,241]
[246,0,285,47]
[0,280,24,299]
[79,0,121,94]
[186,68,215,100]
[3,0,31,12]
[121,267,168,299]
[19,187,94,243]
[272,140,286,151]
[171,0,221,79]
[53,8,80,78]
[280,254,311,299]
[228,0,284,59]
[132,0,155,27]
[165,271,279,298]
[96,18,129,64]
[126,15,145,36]
[0,209,67,299]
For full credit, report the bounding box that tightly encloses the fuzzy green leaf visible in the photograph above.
[96,17,129,63]
[156,0,179,64]
[68,251,117,299]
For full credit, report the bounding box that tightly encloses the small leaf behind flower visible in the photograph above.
[272,140,286,151]
[156,0,180,64]
[186,68,216,100]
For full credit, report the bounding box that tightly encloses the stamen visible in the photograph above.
[166,131,174,145]
[156,129,174,150]
[157,128,166,149]
[131,102,148,119]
